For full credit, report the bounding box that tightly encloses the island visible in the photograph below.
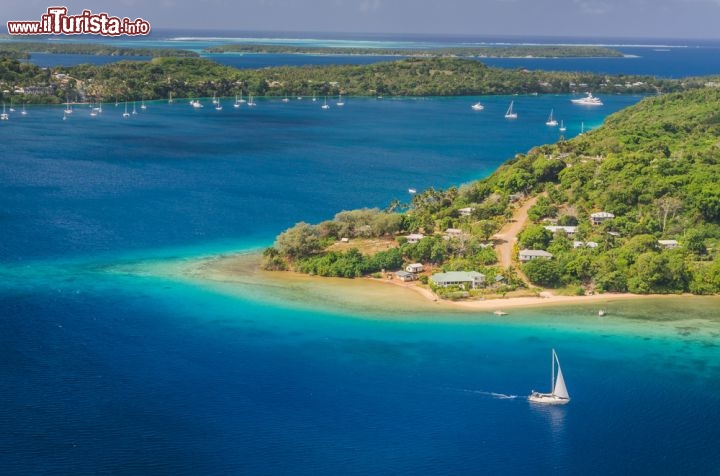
[257,87,720,304]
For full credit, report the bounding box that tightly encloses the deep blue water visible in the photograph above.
[2,38,720,475]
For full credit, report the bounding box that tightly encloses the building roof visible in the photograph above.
[544,225,578,234]
[396,271,415,278]
[406,233,424,240]
[431,271,485,282]
[590,211,615,219]
[519,249,554,258]
[658,239,679,245]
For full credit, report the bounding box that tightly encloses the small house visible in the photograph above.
[405,263,424,274]
[444,228,465,239]
[519,249,554,262]
[430,271,486,289]
[658,239,679,249]
[395,271,417,282]
[544,225,578,235]
[590,211,615,225]
[458,207,474,217]
[405,233,424,244]
[586,241,599,249]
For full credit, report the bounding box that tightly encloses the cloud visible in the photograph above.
[572,0,611,14]
[359,0,382,11]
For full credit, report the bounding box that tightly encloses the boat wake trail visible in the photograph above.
[455,388,520,400]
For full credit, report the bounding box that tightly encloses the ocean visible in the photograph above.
[2,34,720,475]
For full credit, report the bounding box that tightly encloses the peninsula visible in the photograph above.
[262,87,720,302]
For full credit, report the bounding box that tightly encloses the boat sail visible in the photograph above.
[545,109,558,126]
[528,349,570,405]
[504,100,517,119]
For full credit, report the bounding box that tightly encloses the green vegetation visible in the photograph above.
[1,52,712,105]
[268,88,720,295]
[0,41,198,58]
[205,44,624,58]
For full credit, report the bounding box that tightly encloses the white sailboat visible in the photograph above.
[282,93,290,103]
[471,101,484,111]
[247,95,256,107]
[233,94,241,108]
[1,103,9,120]
[132,101,138,115]
[504,100,517,119]
[559,120,566,132]
[9,99,15,112]
[122,101,130,118]
[336,94,345,107]
[321,96,330,110]
[545,109,558,126]
[168,92,174,104]
[140,98,147,110]
[237,92,247,104]
[21,102,27,116]
[64,96,73,115]
[215,97,223,111]
[529,349,570,405]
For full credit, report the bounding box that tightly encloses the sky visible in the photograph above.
[3,0,720,39]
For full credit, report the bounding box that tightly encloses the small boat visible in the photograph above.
[321,96,330,110]
[0,103,9,120]
[504,100,517,119]
[215,98,223,111]
[122,101,130,118]
[545,109,558,126]
[237,92,247,104]
[247,95,256,107]
[408,188,417,194]
[190,99,203,108]
[233,94,241,108]
[336,94,345,107]
[312,93,317,102]
[64,96,73,115]
[571,92,603,106]
[132,101,138,115]
[168,92,174,104]
[282,94,290,103]
[212,92,218,105]
[559,120,566,132]
[471,101,484,111]
[598,309,606,317]
[493,310,508,316]
[140,99,147,110]
[21,103,27,116]
[8,99,15,112]
[528,349,570,405]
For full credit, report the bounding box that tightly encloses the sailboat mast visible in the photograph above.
[551,349,556,394]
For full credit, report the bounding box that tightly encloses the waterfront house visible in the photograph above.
[405,263,424,274]
[518,249,554,262]
[590,211,615,225]
[430,271,485,289]
[395,271,417,282]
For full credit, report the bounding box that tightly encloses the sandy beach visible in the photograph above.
[153,251,694,315]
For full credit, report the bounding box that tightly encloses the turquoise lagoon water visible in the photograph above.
[2,94,720,474]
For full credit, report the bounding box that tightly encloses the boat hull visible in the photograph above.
[528,392,570,405]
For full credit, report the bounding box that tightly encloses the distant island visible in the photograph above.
[0,55,695,105]
[204,44,625,58]
[0,41,198,60]
[263,88,720,299]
